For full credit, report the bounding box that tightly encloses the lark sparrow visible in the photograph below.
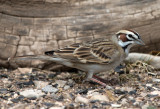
[14,30,145,86]
[44,29,144,86]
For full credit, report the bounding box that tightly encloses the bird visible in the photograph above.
[44,29,144,86]
[13,29,145,86]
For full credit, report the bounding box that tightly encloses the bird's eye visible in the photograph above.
[128,34,133,38]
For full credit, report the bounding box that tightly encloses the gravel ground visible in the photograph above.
[0,61,160,109]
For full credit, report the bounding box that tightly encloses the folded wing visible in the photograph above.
[46,38,119,64]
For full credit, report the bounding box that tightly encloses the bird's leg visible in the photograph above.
[93,75,107,83]
[85,72,107,87]
[90,78,107,87]
[83,72,93,83]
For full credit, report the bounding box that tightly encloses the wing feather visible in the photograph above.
[73,38,118,64]
[45,38,120,64]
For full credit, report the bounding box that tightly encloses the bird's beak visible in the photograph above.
[135,39,145,45]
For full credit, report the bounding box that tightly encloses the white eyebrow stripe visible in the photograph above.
[116,30,139,39]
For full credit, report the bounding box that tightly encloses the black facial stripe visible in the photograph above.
[122,43,131,51]
[134,32,140,38]
[127,39,132,41]
[128,34,136,40]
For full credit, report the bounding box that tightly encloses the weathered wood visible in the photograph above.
[0,0,160,68]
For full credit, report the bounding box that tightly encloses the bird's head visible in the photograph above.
[115,29,145,54]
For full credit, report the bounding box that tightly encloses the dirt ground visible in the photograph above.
[0,61,160,109]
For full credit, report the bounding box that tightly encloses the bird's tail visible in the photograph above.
[44,50,55,56]
[8,55,56,62]
[9,50,57,62]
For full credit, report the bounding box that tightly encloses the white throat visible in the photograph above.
[118,40,134,55]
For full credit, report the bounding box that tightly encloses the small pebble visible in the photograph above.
[140,92,147,97]
[105,85,113,90]
[44,102,54,107]
[29,97,37,100]
[0,74,8,78]
[17,80,34,88]
[76,89,88,94]
[129,90,137,95]
[147,86,154,91]
[130,99,136,103]
[17,95,25,100]
[114,65,125,74]
[49,106,65,109]
[48,73,56,79]
[55,101,63,106]
[67,79,75,85]
[18,68,32,73]
[42,85,59,93]
[0,88,8,94]
[141,104,149,109]
[121,98,128,105]
[56,72,71,79]
[66,104,74,109]
[133,101,140,106]
[75,95,89,104]
[111,104,122,108]
[152,78,160,82]
[64,85,70,90]
[128,96,135,101]
[101,102,110,106]
[146,83,153,87]
[79,103,87,107]
[55,80,67,88]
[52,94,64,101]
[90,94,109,102]
[34,81,49,89]
[20,89,45,99]
[92,105,98,108]
[11,98,19,103]
[150,90,160,96]
[114,89,127,95]
[90,100,99,103]
[63,93,75,100]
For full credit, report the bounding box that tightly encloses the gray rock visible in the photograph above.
[75,95,89,104]
[49,106,65,109]
[152,78,160,82]
[133,101,140,106]
[0,88,8,94]
[34,80,49,89]
[51,93,64,101]
[141,104,149,109]
[121,98,128,105]
[63,93,75,100]
[42,85,59,93]
[20,89,45,98]
[18,68,32,73]
[55,80,67,88]
[64,85,70,90]
[146,83,153,87]
[111,104,122,108]
[90,94,109,102]
[105,85,113,90]
[150,90,160,96]
[67,79,75,85]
